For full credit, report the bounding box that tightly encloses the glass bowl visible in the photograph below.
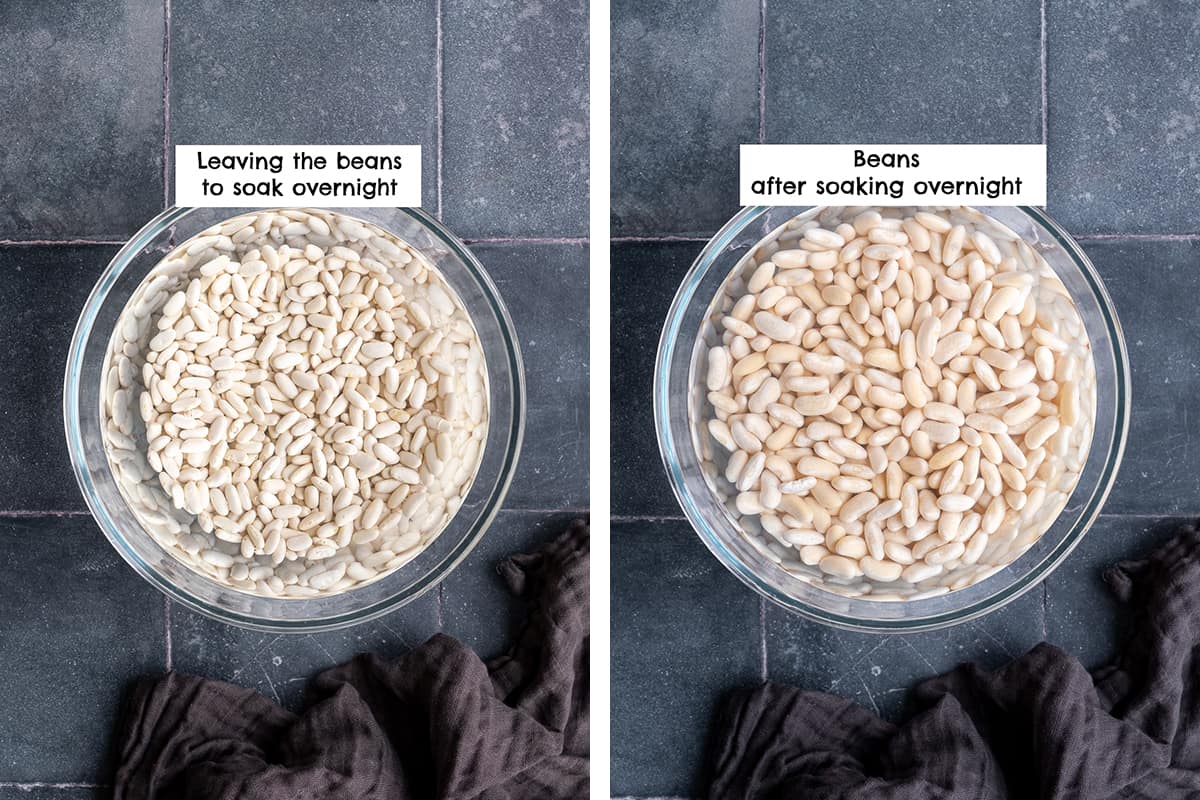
[65,207,524,632]
[655,206,1129,632]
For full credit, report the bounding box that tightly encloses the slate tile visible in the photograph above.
[764,0,1042,146]
[611,519,762,798]
[765,588,1046,723]
[0,1,164,239]
[169,0,438,211]
[611,0,759,237]
[441,0,588,239]
[1083,240,1200,514]
[1048,2,1200,234]
[1045,514,1186,671]
[169,590,440,714]
[477,242,589,510]
[441,510,585,659]
[611,241,702,518]
[0,516,166,783]
[0,245,116,512]
[169,512,585,715]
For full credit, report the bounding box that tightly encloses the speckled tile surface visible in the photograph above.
[0,245,116,512]
[765,1,1042,148]
[442,0,588,238]
[1047,2,1200,234]
[611,518,761,799]
[169,0,439,213]
[0,516,166,784]
[0,1,164,239]
[611,0,759,238]
[611,241,699,519]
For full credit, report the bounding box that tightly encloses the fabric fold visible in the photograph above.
[114,519,589,800]
[708,523,1200,799]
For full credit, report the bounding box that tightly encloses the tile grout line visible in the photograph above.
[0,238,124,246]
[758,595,768,681]
[437,583,445,629]
[612,514,687,523]
[435,0,444,218]
[0,785,108,790]
[1075,233,1200,241]
[164,595,173,670]
[1041,582,1049,640]
[162,0,172,209]
[0,510,92,518]
[610,235,710,243]
[464,236,589,244]
[1040,0,1047,146]
[757,0,766,144]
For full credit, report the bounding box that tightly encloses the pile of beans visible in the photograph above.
[700,206,1096,600]
[101,209,488,597]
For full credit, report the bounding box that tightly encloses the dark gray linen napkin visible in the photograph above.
[114,519,589,800]
[708,524,1200,799]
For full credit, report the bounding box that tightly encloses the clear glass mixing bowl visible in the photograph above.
[65,207,524,632]
[655,206,1129,632]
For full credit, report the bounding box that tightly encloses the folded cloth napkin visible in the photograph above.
[707,523,1200,799]
[114,519,589,800]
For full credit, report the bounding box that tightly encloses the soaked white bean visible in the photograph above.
[101,209,490,598]
[699,206,1097,599]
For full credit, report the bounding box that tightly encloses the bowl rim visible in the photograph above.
[653,205,1130,632]
[63,205,526,632]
